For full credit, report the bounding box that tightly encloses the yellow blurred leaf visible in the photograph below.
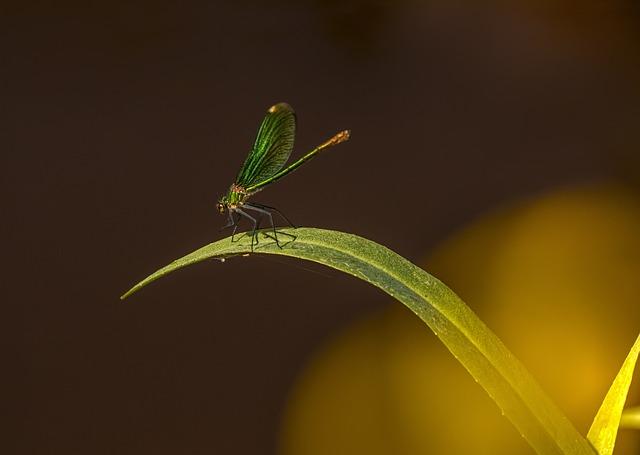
[588,334,640,454]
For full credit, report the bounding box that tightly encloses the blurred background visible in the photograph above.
[6,0,640,453]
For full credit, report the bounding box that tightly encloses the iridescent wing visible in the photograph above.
[235,103,296,189]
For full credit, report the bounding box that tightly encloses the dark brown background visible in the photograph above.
[6,1,640,453]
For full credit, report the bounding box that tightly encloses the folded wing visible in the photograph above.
[235,103,296,189]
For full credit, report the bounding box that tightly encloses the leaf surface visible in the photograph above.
[122,228,596,455]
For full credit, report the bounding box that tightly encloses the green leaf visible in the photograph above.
[620,406,640,430]
[587,334,640,454]
[122,228,595,454]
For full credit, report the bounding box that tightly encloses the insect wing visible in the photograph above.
[235,103,296,188]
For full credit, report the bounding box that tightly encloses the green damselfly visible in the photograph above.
[216,102,350,250]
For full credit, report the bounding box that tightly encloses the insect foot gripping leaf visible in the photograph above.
[588,333,640,455]
[122,228,596,455]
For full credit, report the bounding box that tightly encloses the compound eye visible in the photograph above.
[216,202,225,214]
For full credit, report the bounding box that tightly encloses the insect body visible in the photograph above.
[217,102,350,250]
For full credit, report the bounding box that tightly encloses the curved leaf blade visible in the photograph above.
[122,228,595,455]
[587,334,640,454]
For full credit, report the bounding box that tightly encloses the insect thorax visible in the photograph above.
[224,184,249,206]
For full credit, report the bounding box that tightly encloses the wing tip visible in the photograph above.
[268,102,293,114]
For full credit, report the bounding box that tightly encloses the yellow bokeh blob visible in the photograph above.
[279,183,640,455]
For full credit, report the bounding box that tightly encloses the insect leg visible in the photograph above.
[220,211,235,231]
[234,207,259,251]
[249,202,297,228]
[249,203,298,245]
[243,204,296,247]
[230,211,243,242]
[242,204,281,248]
